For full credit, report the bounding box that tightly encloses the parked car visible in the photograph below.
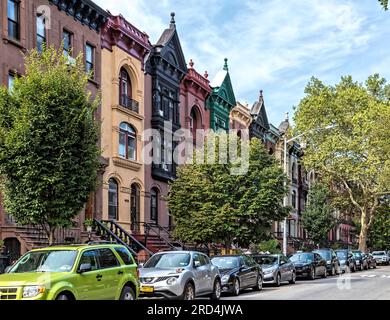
[210,255,263,296]
[335,250,356,273]
[289,252,327,280]
[0,243,140,300]
[313,249,341,276]
[372,251,390,265]
[364,253,377,269]
[351,250,368,270]
[139,251,221,300]
[251,254,296,286]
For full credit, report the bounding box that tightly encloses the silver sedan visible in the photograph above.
[139,251,221,300]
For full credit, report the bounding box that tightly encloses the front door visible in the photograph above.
[131,184,140,233]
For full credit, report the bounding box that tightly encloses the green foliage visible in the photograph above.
[167,134,288,248]
[294,74,390,251]
[0,46,100,242]
[250,239,282,254]
[301,183,337,246]
[368,202,390,250]
[379,0,388,10]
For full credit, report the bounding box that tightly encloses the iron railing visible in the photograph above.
[120,94,139,113]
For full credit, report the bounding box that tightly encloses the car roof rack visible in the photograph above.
[86,240,119,245]
[46,241,119,247]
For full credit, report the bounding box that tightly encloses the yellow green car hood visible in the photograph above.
[0,272,68,287]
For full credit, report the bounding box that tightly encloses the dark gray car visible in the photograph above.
[251,254,296,286]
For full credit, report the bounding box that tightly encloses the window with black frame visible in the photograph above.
[7,0,20,40]
[150,188,158,223]
[63,30,72,56]
[108,178,118,220]
[36,14,46,53]
[85,44,95,78]
[119,122,136,160]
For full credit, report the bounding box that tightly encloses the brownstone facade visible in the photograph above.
[0,0,107,258]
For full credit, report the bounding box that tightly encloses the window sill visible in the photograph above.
[2,37,26,51]
[112,156,142,171]
[87,77,100,88]
[112,104,144,120]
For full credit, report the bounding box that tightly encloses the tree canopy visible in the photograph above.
[167,134,288,248]
[379,0,388,10]
[293,74,390,252]
[0,46,100,243]
[301,183,337,247]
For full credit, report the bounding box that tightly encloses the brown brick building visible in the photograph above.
[0,0,107,259]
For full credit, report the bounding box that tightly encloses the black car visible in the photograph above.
[289,252,327,280]
[351,250,368,271]
[313,248,341,276]
[335,250,356,273]
[211,255,263,296]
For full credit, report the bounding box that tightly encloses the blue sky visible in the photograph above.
[94,0,390,126]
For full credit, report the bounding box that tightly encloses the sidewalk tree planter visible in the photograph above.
[0,46,100,245]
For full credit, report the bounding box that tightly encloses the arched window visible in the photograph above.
[131,184,140,232]
[292,190,297,209]
[119,122,136,160]
[108,179,118,220]
[150,188,158,223]
[119,67,132,106]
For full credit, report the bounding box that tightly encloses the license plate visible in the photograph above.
[140,286,154,293]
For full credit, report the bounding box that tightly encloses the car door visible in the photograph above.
[96,248,121,300]
[279,256,290,281]
[77,249,104,300]
[192,253,208,294]
[243,256,258,287]
[315,253,326,275]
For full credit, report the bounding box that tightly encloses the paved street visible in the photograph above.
[221,266,390,300]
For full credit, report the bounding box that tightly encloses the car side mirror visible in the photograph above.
[78,263,92,274]
[194,261,201,268]
[138,263,144,268]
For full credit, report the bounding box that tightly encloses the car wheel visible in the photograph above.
[275,273,281,287]
[322,268,327,278]
[352,264,356,272]
[183,282,195,300]
[253,274,263,291]
[233,278,240,296]
[120,286,136,301]
[309,267,316,280]
[209,279,221,300]
[56,293,70,301]
[373,264,377,269]
[289,272,296,284]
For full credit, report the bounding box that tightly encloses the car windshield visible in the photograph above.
[211,256,240,269]
[315,250,331,260]
[10,250,77,273]
[252,255,278,265]
[143,253,191,268]
[336,251,347,259]
[352,252,362,257]
[290,253,313,262]
[372,251,385,256]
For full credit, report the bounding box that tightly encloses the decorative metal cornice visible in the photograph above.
[101,15,152,63]
[49,0,108,32]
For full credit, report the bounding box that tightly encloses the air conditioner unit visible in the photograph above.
[65,55,76,66]
[159,110,164,117]
[162,163,168,171]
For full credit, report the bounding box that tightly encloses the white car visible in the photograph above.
[372,251,390,265]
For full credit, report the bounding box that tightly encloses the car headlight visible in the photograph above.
[166,277,178,286]
[326,261,331,265]
[221,275,230,283]
[264,268,275,275]
[23,286,45,298]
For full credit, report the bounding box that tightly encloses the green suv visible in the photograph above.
[0,243,140,300]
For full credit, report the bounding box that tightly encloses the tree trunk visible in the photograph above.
[358,208,369,252]
[48,228,56,245]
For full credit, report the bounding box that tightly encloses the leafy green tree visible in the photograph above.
[379,0,388,10]
[301,183,337,247]
[294,74,390,252]
[250,239,282,254]
[167,134,288,249]
[367,202,390,250]
[0,46,100,244]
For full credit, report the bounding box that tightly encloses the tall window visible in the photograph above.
[108,179,118,220]
[150,188,158,223]
[119,68,132,105]
[292,190,297,209]
[190,107,200,139]
[85,44,95,78]
[119,122,136,160]
[130,184,140,232]
[36,14,46,53]
[63,30,72,56]
[8,73,15,90]
[7,0,20,40]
